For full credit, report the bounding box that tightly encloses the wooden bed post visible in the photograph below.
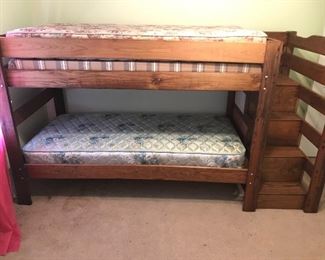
[304,127,325,213]
[0,62,32,205]
[54,89,66,115]
[243,39,282,211]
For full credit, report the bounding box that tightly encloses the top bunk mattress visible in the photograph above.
[6,24,267,43]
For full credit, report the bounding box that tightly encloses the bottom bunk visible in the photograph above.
[22,113,248,183]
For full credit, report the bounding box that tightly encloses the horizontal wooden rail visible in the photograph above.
[301,121,322,148]
[25,164,248,184]
[6,70,261,91]
[289,35,325,55]
[0,37,266,63]
[298,86,325,115]
[13,89,56,125]
[287,54,325,85]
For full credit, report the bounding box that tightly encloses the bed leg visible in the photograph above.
[243,39,283,212]
[54,89,66,115]
[0,63,32,205]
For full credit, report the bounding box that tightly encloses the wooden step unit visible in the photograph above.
[257,72,307,210]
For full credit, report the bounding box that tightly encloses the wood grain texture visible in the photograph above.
[13,89,56,125]
[276,74,299,86]
[289,35,325,55]
[264,146,305,158]
[0,37,266,63]
[271,85,299,112]
[257,194,305,209]
[259,182,306,195]
[0,63,31,205]
[267,120,302,146]
[6,70,262,91]
[243,39,283,211]
[258,182,305,209]
[262,157,304,182]
[299,86,325,115]
[26,164,248,184]
[287,54,325,85]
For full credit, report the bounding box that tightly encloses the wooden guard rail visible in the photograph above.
[286,33,325,213]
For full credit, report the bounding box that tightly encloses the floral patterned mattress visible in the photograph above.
[23,113,246,168]
[6,24,265,73]
[6,24,266,42]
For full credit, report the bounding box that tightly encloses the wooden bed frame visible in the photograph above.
[0,30,323,212]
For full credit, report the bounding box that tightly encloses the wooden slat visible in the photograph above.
[289,35,325,55]
[299,86,325,115]
[287,54,325,85]
[0,37,266,63]
[232,105,254,147]
[264,146,305,158]
[259,182,306,195]
[6,70,261,91]
[25,164,248,184]
[243,39,283,211]
[13,89,56,125]
[301,121,322,147]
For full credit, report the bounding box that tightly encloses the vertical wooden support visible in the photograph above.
[304,127,325,213]
[243,39,283,211]
[0,63,32,205]
[54,89,66,116]
[226,91,235,117]
[282,31,297,75]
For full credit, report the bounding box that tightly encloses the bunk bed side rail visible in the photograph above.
[0,36,266,63]
[26,164,248,183]
[286,34,325,213]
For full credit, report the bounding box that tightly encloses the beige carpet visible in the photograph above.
[4,180,325,260]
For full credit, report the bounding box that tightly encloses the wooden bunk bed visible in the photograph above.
[1,24,321,212]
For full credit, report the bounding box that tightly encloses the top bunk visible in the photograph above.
[0,24,274,91]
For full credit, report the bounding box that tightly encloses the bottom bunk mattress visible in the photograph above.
[23,113,246,168]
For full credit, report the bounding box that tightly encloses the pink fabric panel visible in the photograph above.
[0,126,20,255]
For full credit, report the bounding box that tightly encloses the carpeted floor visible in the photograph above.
[4,180,325,260]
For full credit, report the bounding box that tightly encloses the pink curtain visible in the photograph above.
[0,125,20,255]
